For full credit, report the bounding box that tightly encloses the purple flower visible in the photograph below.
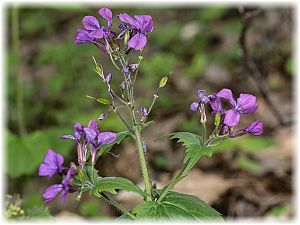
[83,120,99,144]
[190,102,199,112]
[39,149,64,179]
[91,132,117,164]
[75,8,115,53]
[118,13,154,50]
[216,88,258,127]
[208,94,222,114]
[245,120,263,136]
[61,122,85,143]
[43,168,74,203]
[190,90,209,112]
[140,107,149,117]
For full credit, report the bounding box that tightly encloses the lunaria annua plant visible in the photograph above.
[39,7,263,221]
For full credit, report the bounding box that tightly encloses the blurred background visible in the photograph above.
[6,4,294,220]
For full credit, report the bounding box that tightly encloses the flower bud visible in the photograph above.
[245,120,263,136]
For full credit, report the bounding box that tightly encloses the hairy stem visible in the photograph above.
[133,125,152,201]
[100,193,135,219]
[157,163,189,202]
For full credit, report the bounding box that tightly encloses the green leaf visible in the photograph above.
[170,132,212,171]
[79,199,101,217]
[86,95,110,105]
[270,203,291,217]
[6,128,74,178]
[132,191,223,221]
[26,206,52,218]
[159,76,168,88]
[96,98,110,105]
[98,131,130,156]
[92,177,145,197]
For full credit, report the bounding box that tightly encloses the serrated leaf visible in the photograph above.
[171,132,212,172]
[159,76,168,88]
[132,190,222,221]
[92,177,145,197]
[98,131,130,156]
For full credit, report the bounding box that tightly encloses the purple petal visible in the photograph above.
[38,163,57,178]
[60,135,75,140]
[39,149,64,178]
[82,16,100,30]
[88,120,99,133]
[98,132,117,145]
[84,128,98,144]
[224,109,240,127]
[60,187,69,203]
[88,27,105,39]
[128,33,147,50]
[236,93,258,114]
[245,120,263,135]
[216,88,236,106]
[62,168,74,186]
[74,29,95,44]
[197,90,206,98]
[74,122,84,142]
[118,13,139,28]
[43,184,63,203]
[134,15,154,33]
[190,102,199,112]
[208,95,222,113]
[99,8,113,27]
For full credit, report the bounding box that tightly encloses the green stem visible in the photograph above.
[100,193,135,219]
[147,93,159,117]
[12,6,26,136]
[133,125,152,201]
[157,162,189,202]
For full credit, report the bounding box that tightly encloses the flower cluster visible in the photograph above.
[39,120,117,203]
[75,7,154,52]
[61,120,117,165]
[190,88,263,137]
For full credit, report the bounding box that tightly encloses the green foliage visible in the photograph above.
[6,128,73,178]
[153,154,169,169]
[79,199,102,218]
[92,177,145,197]
[212,136,275,153]
[132,190,223,221]
[235,156,262,172]
[26,206,52,218]
[22,195,43,211]
[141,53,177,88]
[270,203,291,217]
[183,53,207,77]
[285,57,293,75]
[197,7,228,23]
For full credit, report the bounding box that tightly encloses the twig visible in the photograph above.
[238,8,292,127]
